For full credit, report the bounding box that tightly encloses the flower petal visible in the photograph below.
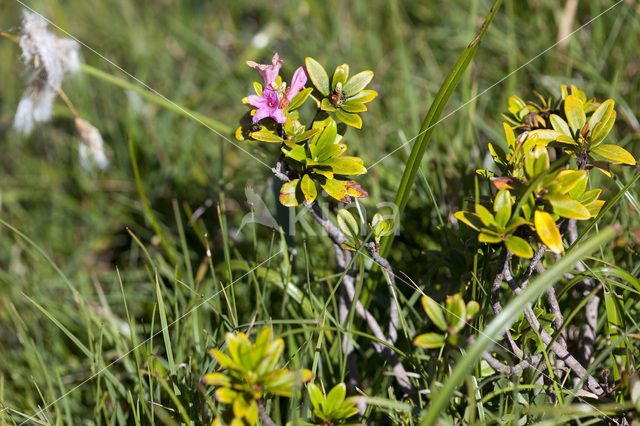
[287,67,307,101]
[247,94,266,108]
[272,108,286,124]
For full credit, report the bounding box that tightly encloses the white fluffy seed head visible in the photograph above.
[14,10,82,134]
[75,117,109,171]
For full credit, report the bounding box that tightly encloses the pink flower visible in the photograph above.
[246,53,283,88]
[281,67,307,109]
[247,87,286,124]
[245,53,308,124]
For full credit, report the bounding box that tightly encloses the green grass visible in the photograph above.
[0,0,639,424]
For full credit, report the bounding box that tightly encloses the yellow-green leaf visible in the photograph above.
[564,94,586,135]
[322,179,349,203]
[279,179,300,207]
[347,89,378,104]
[445,294,467,333]
[413,332,445,349]
[534,210,563,254]
[555,170,587,195]
[421,296,447,332]
[478,232,502,244]
[454,211,484,231]
[289,87,313,111]
[326,156,367,175]
[590,144,636,165]
[305,57,330,96]
[331,64,349,90]
[590,109,616,147]
[334,109,362,128]
[343,70,374,95]
[320,97,336,111]
[475,204,494,227]
[505,235,533,258]
[337,209,359,240]
[250,129,284,143]
[341,101,367,113]
[528,129,564,145]
[550,114,572,136]
[300,174,317,204]
[546,194,591,220]
[588,99,614,140]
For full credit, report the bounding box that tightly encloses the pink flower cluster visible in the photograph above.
[246,53,307,124]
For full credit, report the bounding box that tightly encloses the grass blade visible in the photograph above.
[380,0,502,257]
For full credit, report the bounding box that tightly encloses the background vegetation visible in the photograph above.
[0,0,639,424]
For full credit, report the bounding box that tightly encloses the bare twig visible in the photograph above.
[568,219,599,365]
[366,242,400,344]
[271,163,415,398]
[492,251,525,359]
[481,351,544,376]
[257,399,277,426]
[503,262,605,397]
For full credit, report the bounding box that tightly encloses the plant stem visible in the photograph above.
[257,399,277,426]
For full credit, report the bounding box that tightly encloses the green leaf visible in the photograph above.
[334,109,362,128]
[549,114,572,136]
[343,70,374,95]
[413,332,445,349]
[282,145,307,162]
[288,127,321,144]
[534,210,563,254]
[332,64,350,90]
[322,179,349,203]
[493,188,513,213]
[371,213,391,243]
[312,120,339,160]
[300,174,317,204]
[533,146,550,177]
[279,179,300,207]
[308,383,324,410]
[445,294,467,333]
[504,235,533,258]
[337,209,359,240]
[466,301,480,320]
[421,295,448,332]
[325,383,347,415]
[564,94,586,135]
[546,194,590,220]
[494,205,511,229]
[590,144,636,165]
[305,57,330,96]
[288,87,313,111]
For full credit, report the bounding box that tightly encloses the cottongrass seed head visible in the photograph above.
[14,10,81,134]
[75,117,109,172]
